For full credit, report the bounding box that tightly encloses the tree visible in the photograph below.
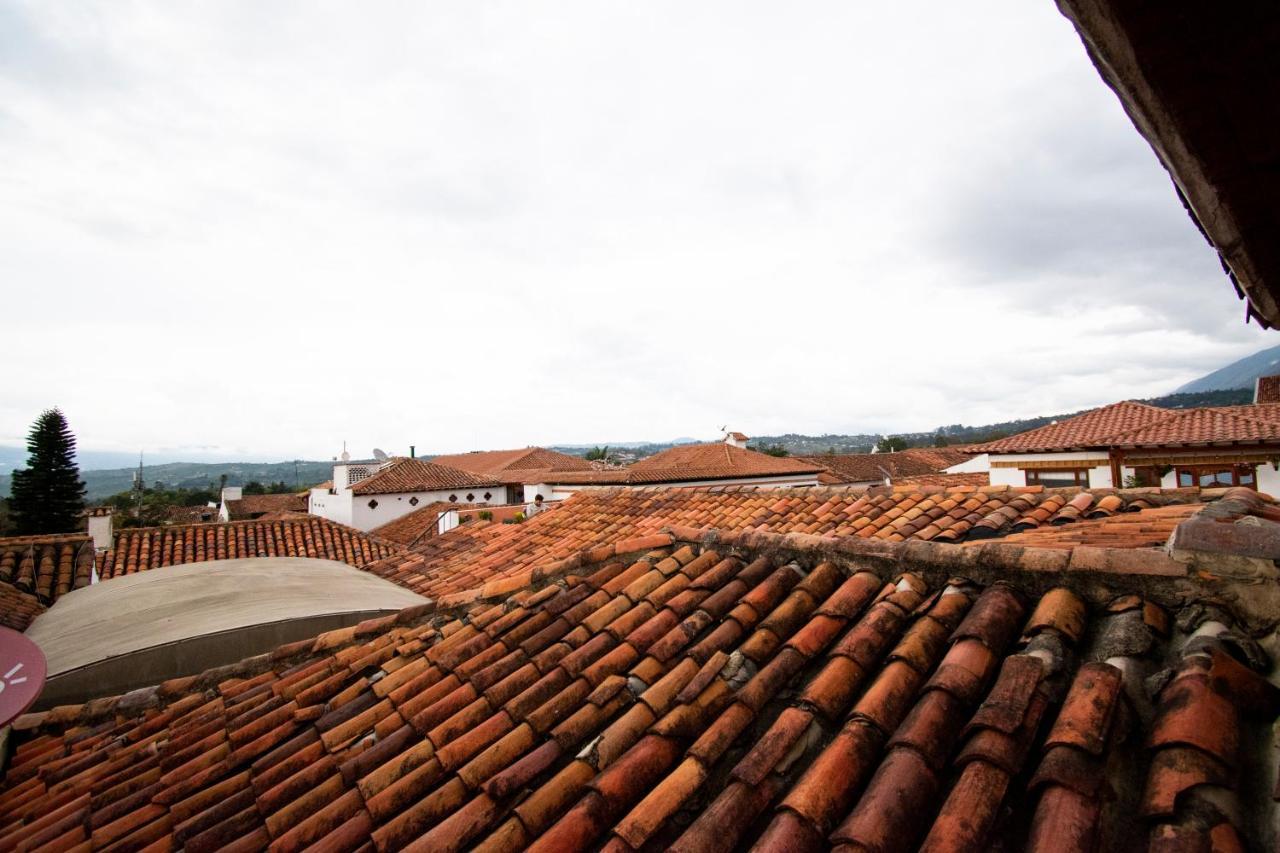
[584,446,610,462]
[9,409,86,535]
[932,430,950,447]
[750,443,790,457]
[874,436,908,453]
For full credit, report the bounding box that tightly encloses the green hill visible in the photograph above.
[0,460,333,502]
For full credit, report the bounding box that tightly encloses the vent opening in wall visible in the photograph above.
[409,497,419,506]
[449,494,458,502]
[484,492,492,501]
[466,493,475,502]
[367,499,378,509]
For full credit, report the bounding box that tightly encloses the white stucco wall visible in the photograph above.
[989,466,1026,487]
[1151,460,1280,497]
[988,452,1113,488]
[87,514,113,551]
[348,488,500,531]
[1257,465,1280,498]
[945,454,990,474]
[309,487,350,526]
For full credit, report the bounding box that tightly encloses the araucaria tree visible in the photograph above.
[10,409,86,535]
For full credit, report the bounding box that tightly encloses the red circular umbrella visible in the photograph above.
[0,627,47,726]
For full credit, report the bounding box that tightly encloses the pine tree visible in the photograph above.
[9,409,86,535]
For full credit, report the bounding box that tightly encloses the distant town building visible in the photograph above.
[522,433,825,500]
[308,450,502,531]
[969,377,1280,494]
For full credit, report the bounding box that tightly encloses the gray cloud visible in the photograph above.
[0,1,1273,458]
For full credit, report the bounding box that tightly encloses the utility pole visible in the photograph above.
[132,452,145,519]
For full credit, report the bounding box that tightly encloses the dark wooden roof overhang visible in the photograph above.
[1056,0,1280,327]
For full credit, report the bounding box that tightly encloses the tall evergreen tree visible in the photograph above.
[10,409,86,535]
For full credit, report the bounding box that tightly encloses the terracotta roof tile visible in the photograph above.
[0,533,94,628]
[4,497,1279,852]
[973,399,1280,453]
[427,447,596,476]
[360,486,1217,601]
[349,457,501,495]
[98,517,402,578]
[798,448,974,484]
[222,493,308,520]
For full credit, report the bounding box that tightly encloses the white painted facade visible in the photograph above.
[944,454,990,475]
[988,452,1113,488]
[987,450,1280,497]
[308,458,500,532]
[217,486,243,522]
[87,512,113,551]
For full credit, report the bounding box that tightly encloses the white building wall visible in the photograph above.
[1257,464,1280,498]
[945,454,990,474]
[348,488,500,532]
[87,514,113,551]
[989,467,1026,487]
[309,487,352,526]
[988,452,1113,488]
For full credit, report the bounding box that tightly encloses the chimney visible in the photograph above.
[410,445,416,458]
[1255,374,1280,404]
[724,431,749,449]
[87,507,114,551]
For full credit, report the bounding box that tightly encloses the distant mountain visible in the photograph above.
[1175,344,1280,394]
[0,460,333,501]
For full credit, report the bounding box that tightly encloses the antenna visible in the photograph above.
[372,448,389,462]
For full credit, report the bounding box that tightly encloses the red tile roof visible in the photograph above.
[966,502,1200,550]
[2,530,1274,852]
[349,458,502,496]
[371,502,480,548]
[797,448,973,483]
[545,444,825,487]
[1256,374,1280,404]
[224,493,308,520]
[973,400,1280,453]
[971,401,1171,452]
[627,444,822,481]
[161,505,220,525]
[359,485,1212,601]
[97,518,403,578]
[892,471,990,488]
[1106,404,1280,447]
[0,534,95,629]
[428,448,595,477]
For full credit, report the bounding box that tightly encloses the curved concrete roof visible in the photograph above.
[24,556,428,707]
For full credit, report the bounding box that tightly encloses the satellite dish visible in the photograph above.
[0,627,47,727]
[372,448,389,462]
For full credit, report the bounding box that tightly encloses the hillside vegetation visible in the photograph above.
[0,460,333,502]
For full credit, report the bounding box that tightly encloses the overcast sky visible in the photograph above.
[2,1,1274,461]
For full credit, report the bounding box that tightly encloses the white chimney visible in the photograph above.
[724,431,749,449]
[87,507,114,551]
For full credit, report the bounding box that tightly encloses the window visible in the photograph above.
[1128,467,1163,487]
[1025,469,1090,488]
[1175,465,1256,489]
